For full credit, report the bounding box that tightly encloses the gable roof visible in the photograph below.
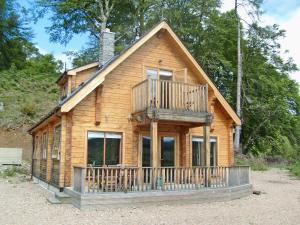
[56,62,99,84]
[60,21,241,125]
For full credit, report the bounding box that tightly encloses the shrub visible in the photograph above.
[0,166,17,177]
[235,153,268,171]
[288,161,300,178]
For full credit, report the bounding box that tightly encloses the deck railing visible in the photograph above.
[73,166,250,194]
[132,79,208,114]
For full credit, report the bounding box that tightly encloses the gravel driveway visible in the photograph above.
[0,168,299,225]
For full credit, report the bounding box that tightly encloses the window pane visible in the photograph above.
[146,69,158,79]
[52,125,61,159]
[160,70,173,81]
[210,140,217,166]
[88,132,104,166]
[105,136,121,165]
[161,137,175,167]
[192,140,202,166]
[142,136,151,167]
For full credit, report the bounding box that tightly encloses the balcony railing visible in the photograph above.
[73,166,250,194]
[132,79,208,114]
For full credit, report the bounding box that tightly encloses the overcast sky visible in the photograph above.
[20,0,300,85]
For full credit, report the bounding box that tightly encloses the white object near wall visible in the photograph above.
[0,148,22,165]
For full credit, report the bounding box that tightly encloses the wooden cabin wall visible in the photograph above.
[31,117,61,186]
[74,67,98,87]
[63,31,234,186]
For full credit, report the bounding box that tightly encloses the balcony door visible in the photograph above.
[146,68,173,109]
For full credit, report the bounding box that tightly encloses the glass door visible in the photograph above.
[142,136,151,167]
[160,136,175,167]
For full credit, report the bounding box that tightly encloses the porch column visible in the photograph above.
[203,125,211,186]
[203,125,211,167]
[150,121,158,168]
[150,121,158,188]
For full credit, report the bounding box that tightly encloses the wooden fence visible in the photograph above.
[132,79,208,114]
[73,166,250,194]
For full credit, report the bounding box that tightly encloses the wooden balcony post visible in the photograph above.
[203,125,211,186]
[150,120,158,188]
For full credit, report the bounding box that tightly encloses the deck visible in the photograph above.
[73,166,250,194]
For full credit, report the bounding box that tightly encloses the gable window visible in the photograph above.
[88,131,122,166]
[41,132,48,160]
[52,125,61,159]
[192,136,218,166]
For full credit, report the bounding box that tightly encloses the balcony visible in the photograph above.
[132,79,212,123]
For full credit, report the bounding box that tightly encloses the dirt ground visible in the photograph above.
[0,168,299,225]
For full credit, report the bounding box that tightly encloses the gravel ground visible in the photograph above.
[0,168,299,225]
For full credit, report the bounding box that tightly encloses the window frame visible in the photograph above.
[41,132,48,160]
[87,131,123,166]
[52,125,61,160]
[145,66,174,81]
[33,135,39,160]
[191,136,218,166]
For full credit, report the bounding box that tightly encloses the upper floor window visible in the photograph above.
[146,68,173,81]
[52,125,61,159]
[60,83,68,100]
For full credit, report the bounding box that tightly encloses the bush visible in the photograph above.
[235,153,268,171]
[0,166,17,177]
[288,161,300,178]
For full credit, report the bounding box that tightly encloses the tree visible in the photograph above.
[0,0,33,70]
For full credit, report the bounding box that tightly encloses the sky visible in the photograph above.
[19,0,300,85]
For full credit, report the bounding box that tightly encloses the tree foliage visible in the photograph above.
[0,0,61,129]
[5,0,300,157]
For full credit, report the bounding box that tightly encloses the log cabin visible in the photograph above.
[28,21,251,207]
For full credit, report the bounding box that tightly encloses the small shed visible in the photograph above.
[0,148,22,165]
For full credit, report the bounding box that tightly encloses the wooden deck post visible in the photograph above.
[203,125,211,186]
[151,120,158,188]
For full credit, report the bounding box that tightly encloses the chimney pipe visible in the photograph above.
[99,28,115,66]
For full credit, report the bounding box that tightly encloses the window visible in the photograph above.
[33,136,39,159]
[41,132,48,159]
[142,136,151,167]
[159,70,173,80]
[146,68,173,80]
[87,131,122,166]
[52,125,61,159]
[146,68,158,79]
[192,136,218,166]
